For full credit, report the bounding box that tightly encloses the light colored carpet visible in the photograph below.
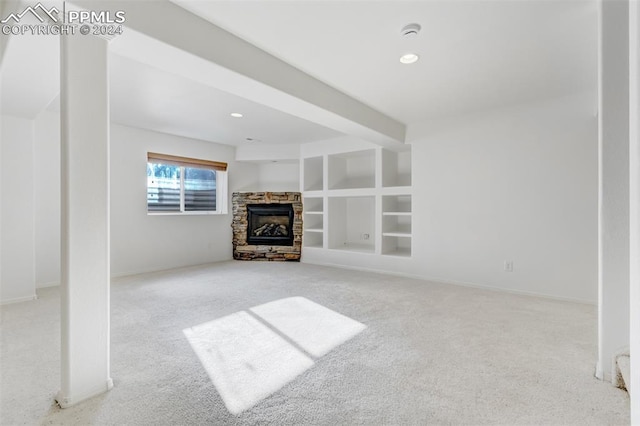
[0,261,630,425]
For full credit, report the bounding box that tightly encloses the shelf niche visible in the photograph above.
[328,149,375,190]
[303,232,323,248]
[383,214,411,235]
[382,194,411,213]
[304,213,323,232]
[382,235,412,257]
[303,156,323,191]
[328,196,375,253]
[382,149,412,188]
[303,197,323,213]
[303,196,324,248]
[382,194,411,257]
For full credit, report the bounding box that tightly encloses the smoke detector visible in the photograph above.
[401,23,421,38]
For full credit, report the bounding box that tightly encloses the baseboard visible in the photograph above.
[56,378,113,408]
[0,294,38,305]
[111,258,233,280]
[595,360,604,381]
[301,259,596,306]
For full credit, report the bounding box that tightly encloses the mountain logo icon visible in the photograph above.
[1,2,60,24]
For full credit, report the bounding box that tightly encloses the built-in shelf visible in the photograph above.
[304,156,323,191]
[383,215,411,234]
[382,232,412,238]
[382,149,412,188]
[328,196,375,252]
[304,197,323,212]
[328,149,375,190]
[382,244,412,258]
[382,194,411,214]
[381,193,411,256]
[301,146,412,258]
[303,232,323,248]
[303,196,324,248]
[304,212,323,232]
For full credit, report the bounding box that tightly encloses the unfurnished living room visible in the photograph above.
[0,0,638,424]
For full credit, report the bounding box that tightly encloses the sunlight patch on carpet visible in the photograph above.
[183,311,314,414]
[184,297,366,414]
[250,297,367,357]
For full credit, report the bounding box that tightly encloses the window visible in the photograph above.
[147,152,228,214]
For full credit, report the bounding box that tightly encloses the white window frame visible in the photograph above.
[147,152,228,215]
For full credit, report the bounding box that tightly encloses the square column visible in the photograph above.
[56,31,111,407]
[598,0,630,382]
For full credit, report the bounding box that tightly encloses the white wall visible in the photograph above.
[34,111,60,288]
[412,94,597,302]
[255,161,299,192]
[110,124,258,277]
[303,93,598,303]
[28,117,259,284]
[0,114,36,304]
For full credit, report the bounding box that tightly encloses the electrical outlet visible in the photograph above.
[504,260,513,272]
[362,233,370,240]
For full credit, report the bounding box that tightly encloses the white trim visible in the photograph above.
[110,260,232,280]
[55,378,113,409]
[0,294,37,305]
[595,360,604,382]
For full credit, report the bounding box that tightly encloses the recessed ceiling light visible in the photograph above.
[399,53,419,64]
[230,112,243,118]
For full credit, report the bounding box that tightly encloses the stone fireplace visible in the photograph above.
[232,192,302,261]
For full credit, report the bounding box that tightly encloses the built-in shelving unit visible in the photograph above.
[303,196,324,248]
[381,194,412,257]
[301,146,412,258]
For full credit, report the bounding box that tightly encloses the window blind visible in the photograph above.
[147,152,227,171]
[147,152,226,213]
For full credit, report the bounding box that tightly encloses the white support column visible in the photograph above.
[629,0,640,421]
[56,31,112,408]
[598,0,630,382]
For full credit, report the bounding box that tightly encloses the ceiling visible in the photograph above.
[172,0,598,124]
[1,0,598,147]
[107,54,340,145]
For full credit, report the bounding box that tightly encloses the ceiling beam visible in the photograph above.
[71,0,406,146]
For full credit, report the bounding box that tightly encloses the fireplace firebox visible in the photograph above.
[246,203,294,246]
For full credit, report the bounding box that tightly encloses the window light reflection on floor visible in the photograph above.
[183,297,366,414]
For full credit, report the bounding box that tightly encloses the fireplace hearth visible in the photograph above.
[231,192,302,261]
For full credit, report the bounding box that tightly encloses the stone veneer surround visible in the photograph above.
[231,192,302,261]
